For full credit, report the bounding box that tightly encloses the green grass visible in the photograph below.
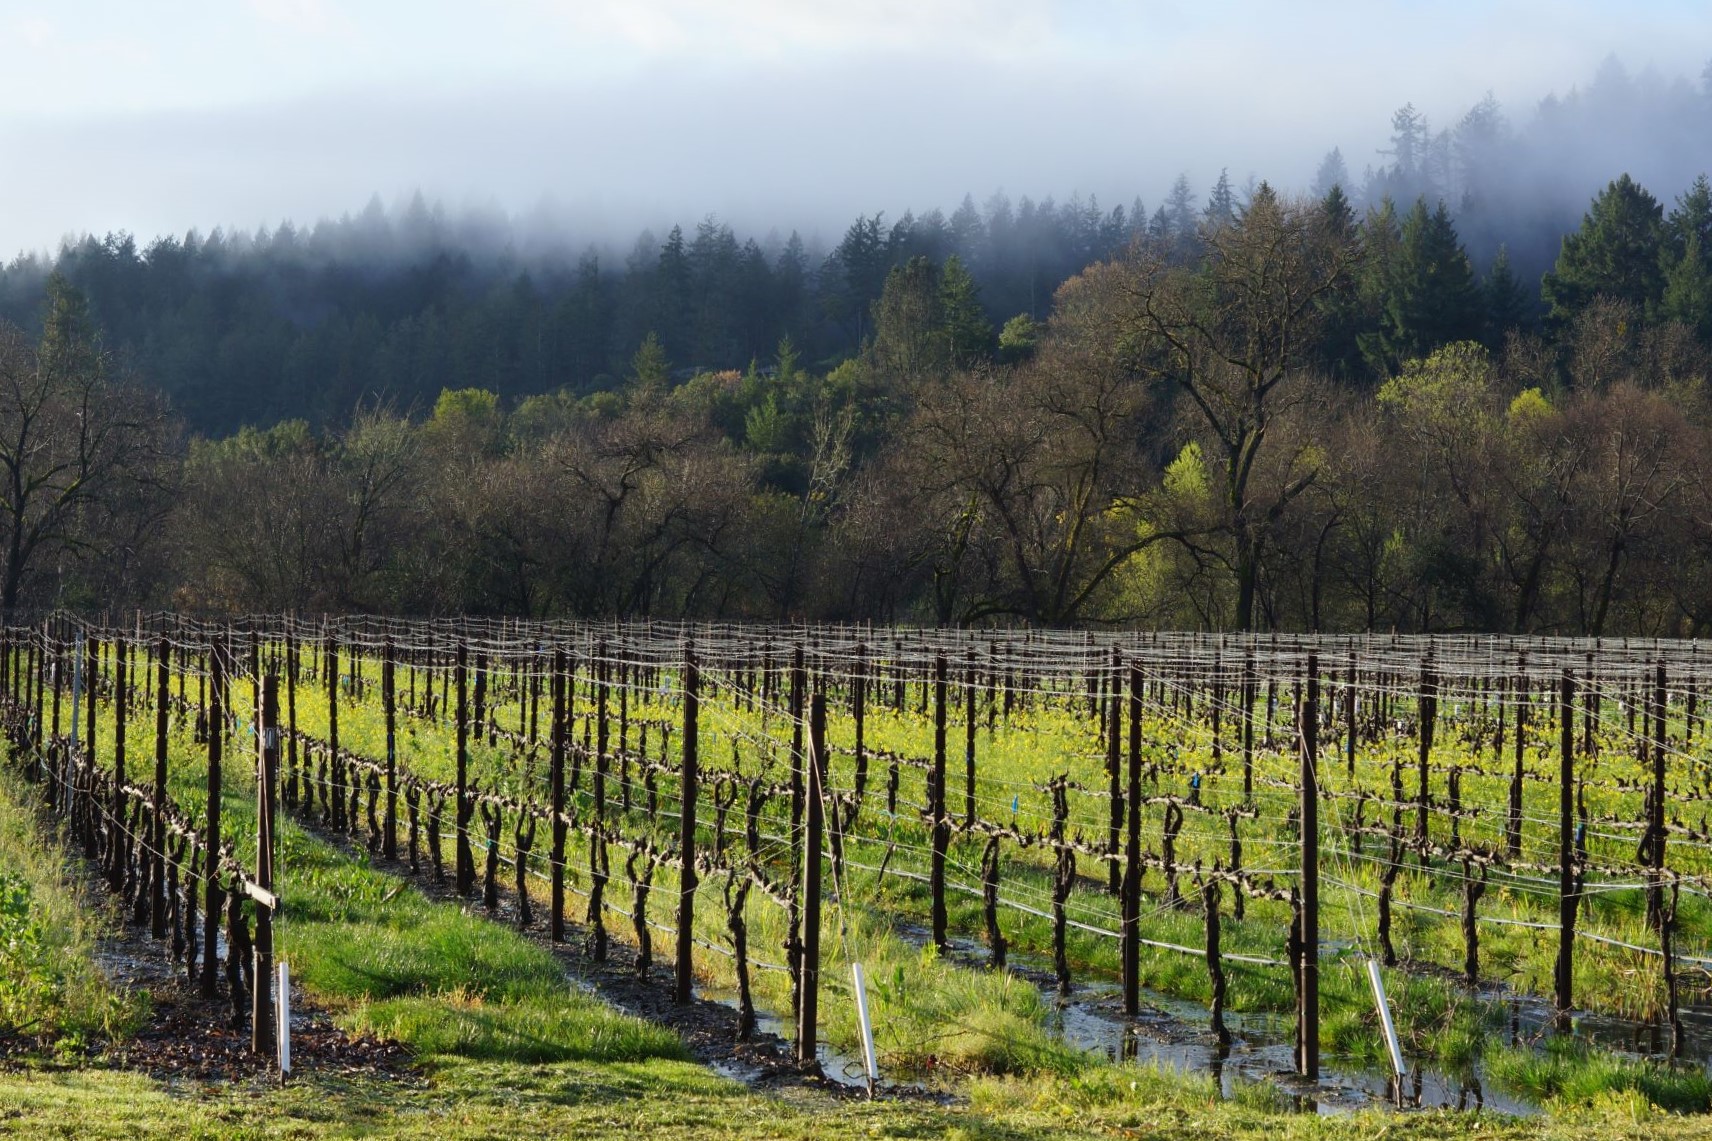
[0,765,143,1052]
[280,821,684,1065]
[1485,1037,1712,1115]
[0,1053,1599,1141]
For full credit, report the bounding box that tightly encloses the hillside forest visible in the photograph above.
[4,60,1712,632]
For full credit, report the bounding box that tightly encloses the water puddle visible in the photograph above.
[1051,977,1537,1115]
[696,983,886,1092]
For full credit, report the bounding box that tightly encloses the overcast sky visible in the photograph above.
[1,0,1706,256]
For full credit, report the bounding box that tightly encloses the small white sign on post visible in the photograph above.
[1366,957,1405,1080]
[851,961,879,1094]
[276,961,291,1077]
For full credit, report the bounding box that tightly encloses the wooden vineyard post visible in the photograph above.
[676,644,698,1005]
[33,622,45,760]
[790,645,805,853]
[1106,647,1122,894]
[1122,659,1142,1016]
[589,643,610,960]
[1493,670,1507,786]
[550,649,567,943]
[1298,653,1319,1081]
[473,649,487,744]
[852,644,867,816]
[784,645,805,1013]
[328,633,342,832]
[151,636,170,940]
[383,637,397,860]
[1416,654,1435,850]
[252,673,279,1056]
[1210,650,1223,766]
[84,633,97,760]
[1508,657,1528,858]
[797,691,826,1069]
[1512,652,1528,857]
[1556,668,1577,1024]
[455,642,473,896]
[1649,662,1667,931]
[106,637,127,893]
[930,653,950,949]
[1241,651,1255,802]
[50,622,61,742]
[964,648,977,828]
[1050,776,1073,995]
[285,626,297,811]
[1579,650,1593,758]
[1345,655,1357,779]
[982,834,1005,968]
[203,640,225,997]
[46,630,60,806]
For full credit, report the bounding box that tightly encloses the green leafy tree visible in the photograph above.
[426,387,503,455]
[997,314,1039,364]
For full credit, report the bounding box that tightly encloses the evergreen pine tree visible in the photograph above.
[1541,174,1665,323]
[1204,169,1236,231]
[629,331,671,390]
[1312,148,1349,198]
[937,255,992,367]
[1312,184,1365,380]
[1662,231,1712,338]
[1376,199,1480,364]
[654,224,692,363]
[1482,245,1530,347]
[1355,199,1403,374]
[1164,174,1198,261]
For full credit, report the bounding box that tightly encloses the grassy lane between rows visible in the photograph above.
[278,822,683,1064]
[0,766,142,1055]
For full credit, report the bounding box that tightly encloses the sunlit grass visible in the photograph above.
[0,762,145,1052]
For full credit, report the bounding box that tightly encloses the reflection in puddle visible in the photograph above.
[696,948,1711,1115]
[696,983,882,1091]
[1048,980,1538,1116]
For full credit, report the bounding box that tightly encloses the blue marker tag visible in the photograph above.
[1190,773,1201,789]
[1011,795,1019,815]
